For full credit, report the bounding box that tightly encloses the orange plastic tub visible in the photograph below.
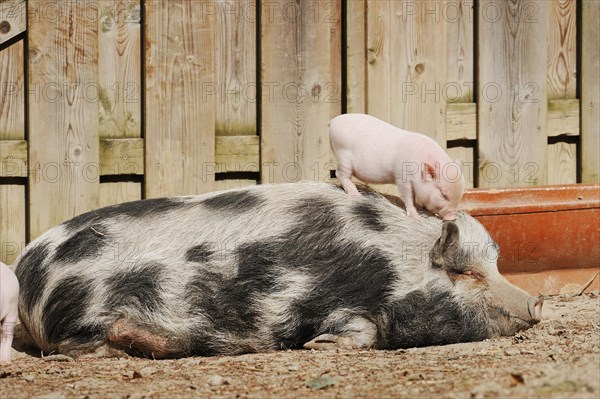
[462,184,600,294]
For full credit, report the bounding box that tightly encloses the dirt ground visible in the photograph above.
[1,292,598,399]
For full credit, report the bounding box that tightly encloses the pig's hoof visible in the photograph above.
[407,208,420,219]
[303,334,358,351]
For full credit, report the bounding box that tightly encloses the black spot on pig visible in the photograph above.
[43,276,106,345]
[185,244,216,263]
[63,198,189,231]
[15,243,51,314]
[186,242,279,353]
[352,202,386,232]
[234,241,278,291]
[272,242,395,347]
[52,225,107,264]
[289,197,341,247]
[379,288,489,348]
[105,262,164,313]
[187,195,396,352]
[266,201,396,347]
[202,190,264,212]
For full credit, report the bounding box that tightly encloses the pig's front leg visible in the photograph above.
[304,316,377,350]
[395,179,420,218]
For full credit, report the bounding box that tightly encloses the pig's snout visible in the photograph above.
[527,296,543,323]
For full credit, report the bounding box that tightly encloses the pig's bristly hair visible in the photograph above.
[14,182,529,358]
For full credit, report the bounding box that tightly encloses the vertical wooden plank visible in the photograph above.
[215,0,257,137]
[28,0,100,239]
[447,146,475,189]
[581,0,600,183]
[98,0,142,205]
[446,0,475,103]
[547,142,576,184]
[546,0,577,184]
[0,184,25,265]
[145,0,216,197]
[367,0,447,145]
[547,0,576,100]
[0,37,26,261]
[0,40,24,140]
[346,0,366,114]
[477,1,548,188]
[445,0,475,186]
[261,0,342,184]
[99,181,141,208]
[98,0,142,139]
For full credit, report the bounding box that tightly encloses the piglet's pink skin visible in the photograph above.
[0,261,19,363]
[329,113,465,220]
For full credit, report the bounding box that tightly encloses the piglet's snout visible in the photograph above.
[527,296,544,324]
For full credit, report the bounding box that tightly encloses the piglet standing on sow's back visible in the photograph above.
[329,113,465,220]
[0,261,19,363]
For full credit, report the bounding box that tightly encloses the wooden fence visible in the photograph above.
[0,0,599,264]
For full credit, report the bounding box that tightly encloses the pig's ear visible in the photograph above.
[430,221,461,270]
[422,163,436,182]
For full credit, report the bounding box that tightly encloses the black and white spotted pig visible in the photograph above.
[13,182,543,358]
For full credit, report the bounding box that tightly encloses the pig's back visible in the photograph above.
[329,114,404,148]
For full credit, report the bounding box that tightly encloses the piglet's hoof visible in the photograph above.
[406,208,421,219]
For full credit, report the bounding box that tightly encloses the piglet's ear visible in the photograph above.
[430,221,460,270]
[421,162,436,182]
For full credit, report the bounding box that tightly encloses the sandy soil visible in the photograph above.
[1,292,598,399]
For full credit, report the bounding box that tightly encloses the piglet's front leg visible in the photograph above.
[395,180,420,218]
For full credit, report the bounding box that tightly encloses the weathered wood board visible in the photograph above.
[547,0,576,100]
[0,38,26,179]
[99,181,141,208]
[215,0,257,137]
[446,0,475,103]
[546,0,577,185]
[145,0,216,197]
[0,0,25,45]
[0,39,24,139]
[27,0,100,239]
[0,183,25,265]
[98,0,142,139]
[547,142,576,184]
[447,145,475,189]
[261,0,341,184]
[581,0,600,184]
[346,0,366,114]
[367,0,448,146]
[477,0,548,188]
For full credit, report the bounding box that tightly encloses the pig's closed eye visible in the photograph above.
[453,270,484,279]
